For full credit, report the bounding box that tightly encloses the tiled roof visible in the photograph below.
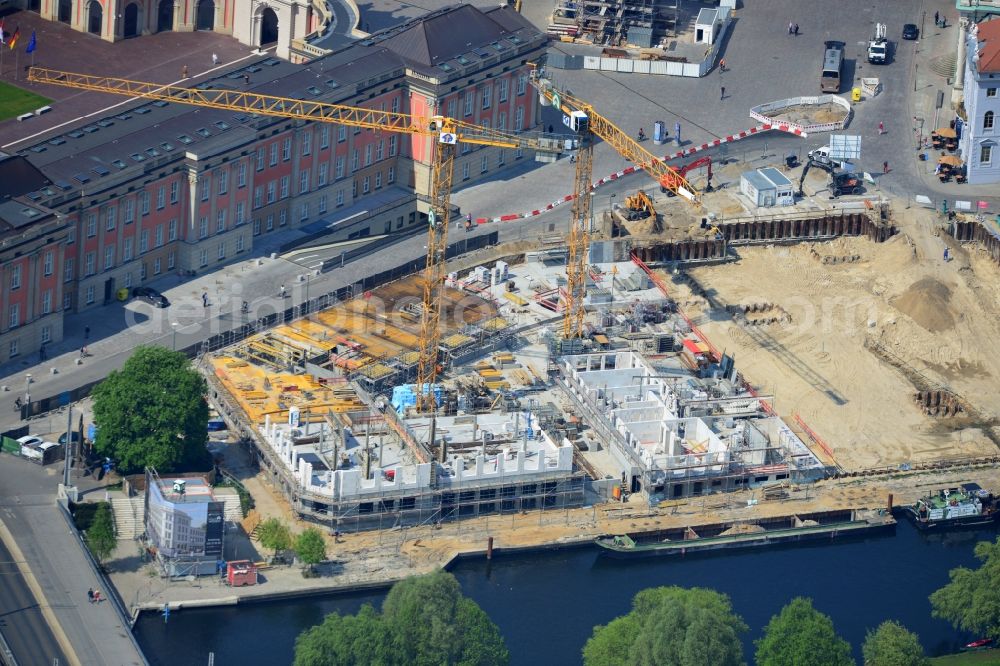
[977,18,1000,73]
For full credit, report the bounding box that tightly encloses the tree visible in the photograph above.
[294,604,395,666]
[85,502,117,564]
[257,518,292,559]
[755,597,853,666]
[91,346,210,473]
[583,586,746,666]
[294,527,327,573]
[292,570,508,666]
[862,621,928,666]
[381,570,509,666]
[931,537,1000,641]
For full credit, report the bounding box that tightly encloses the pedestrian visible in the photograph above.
[883,160,889,174]
[793,23,799,36]
[211,53,219,66]
[87,588,94,603]
[84,325,90,339]
[719,57,726,72]
[182,65,189,79]
[14,397,22,410]
[202,292,209,308]
[720,86,726,100]
[93,590,102,603]
[80,346,87,358]
[788,21,794,35]
[934,11,939,25]
[279,284,286,298]
[243,73,250,85]
[547,124,553,134]
[878,121,885,135]
[39,345,46,361]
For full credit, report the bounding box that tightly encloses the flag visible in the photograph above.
[25,30,35,54]
[8,27,19,50]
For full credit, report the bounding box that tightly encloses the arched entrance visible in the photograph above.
[28,0,41,12]
[123,3,139,37]
[157,0,173,31]
[87,0,102,35]
[260,7,278,45]
[195,0,214,30]
[58,0,72,23]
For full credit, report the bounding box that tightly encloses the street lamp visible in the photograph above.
[171,322,178,350]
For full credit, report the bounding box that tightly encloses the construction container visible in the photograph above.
[227,560,258,587]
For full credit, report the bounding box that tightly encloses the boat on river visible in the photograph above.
[901,483,998,530]
[595,509,895,557]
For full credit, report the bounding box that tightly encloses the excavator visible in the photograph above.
[797,154,863,198]
[662,156,713,196]
[618,190,659,231]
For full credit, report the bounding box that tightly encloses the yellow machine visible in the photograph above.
[620,190,659,231]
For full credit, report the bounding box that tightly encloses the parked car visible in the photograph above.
[132,286,169,308]
[207,419,227,432]
[58,431,82,446]
[902,24,919,40]
[16,435,44,448]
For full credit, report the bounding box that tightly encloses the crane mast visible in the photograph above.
[565,135,593,339]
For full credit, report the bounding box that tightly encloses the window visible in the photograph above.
[155,225,164,247]
[387,166,395,184]
[498,148,505,166]
[139,262,146,280]
[168,218,178,241]
[63,293,72,310]
[42,290,52,315]
[266,214,274,231]
[104,245,114,269]
[447,99,457,119]
[302,132,312,156]
[299,170,309,194]
[299,203,309,221]
[318,194,327,213]
[43,252,53,276]
[267,181,277,203]
[64,258,74,283]
[9,340,18,357]
[482,86,491,109]
[499,77,509,102]
[8,303,18,328]
[235,202,245,225]
[167,251,175,269]
[269,143,278,166]
[279,209,287,226]
[257,148,265,171]
[254,186,263,208]
[218,169,228,195]
[481,154,488,174]
[217,242,225,260]
[236,235,245,253]
[320,126,330,149]
[375,171,382,189]
[464,91,474,116]
[497,112,506,131]
[517,74,527,95]
[318,163,329,186]
[389,135,397,157]
[199,217,208,238]
[362,176,370,194]
[253,218,261,235]
[105,206,116,231]
[156,186,165,210]
[515,106,524,131]
[40,325,51,343]
[985,111,995,130]
[336,189,344,206]
[238,161,247,187]
[337,126,346,143]
[140,192,150,215]
[123,237,133,261]
[280,176,290,199]
[170,181,179,204]
[85,252,95,276]
[365,144,372,166]
[200,178,210,201]
[282,137,292,161]
[10,265,20,290]
[462,162,470,181]
[140,230,149,253]
[199,249,208,267]
[352,150,359,172]
[376,140,384,161]
[988,88,998,98]
[336,155,345,179]
[982,143,994,165]
[67,228,75,244]
[154,257,161,275]
[216,210,226,233]
[352,179,357,198]
[124,198,135,224]
[86,214,96,237]
[123,272,132,288]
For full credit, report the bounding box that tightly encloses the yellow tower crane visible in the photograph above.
[527,65,701,339]
[26,67,558,412]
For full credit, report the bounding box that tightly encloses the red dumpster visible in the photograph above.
[227,560,258,587]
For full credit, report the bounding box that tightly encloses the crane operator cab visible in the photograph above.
[566,110,589,133]
[429,115,458,144]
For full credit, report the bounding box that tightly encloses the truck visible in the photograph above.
[867,23,889,64]
[806,146,837,171]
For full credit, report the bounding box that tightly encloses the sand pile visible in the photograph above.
[891,278,955,332]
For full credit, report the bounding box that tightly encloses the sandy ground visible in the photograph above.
[664,205,1000,470]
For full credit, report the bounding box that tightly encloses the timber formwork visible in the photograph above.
[951,219,1000,263]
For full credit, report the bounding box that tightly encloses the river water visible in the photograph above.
[135,519,998,665]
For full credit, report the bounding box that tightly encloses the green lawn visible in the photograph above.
[932,650,1000,665]
[0,81,52,122]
